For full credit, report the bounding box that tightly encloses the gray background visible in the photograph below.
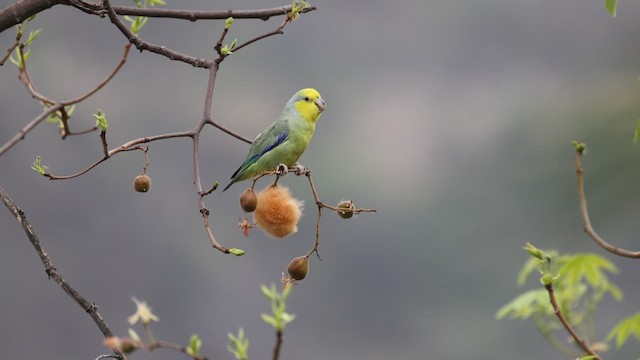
[2,0,640,359]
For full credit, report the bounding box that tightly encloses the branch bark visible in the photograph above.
[0,0,315,36]
[0,0,66,33]
[575,149,640,258]
[0,185,125,360]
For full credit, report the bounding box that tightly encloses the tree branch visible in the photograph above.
[0,103,63,156]
[545,283,600,359]
[575,148,640,258]
[0,0,66,34]
[0,1,316,34]
[0,185,125,360]
[110,4,316,22]
[102,0,212,68]
[44,131,194,180]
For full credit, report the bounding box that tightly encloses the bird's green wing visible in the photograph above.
[224,119,290,190]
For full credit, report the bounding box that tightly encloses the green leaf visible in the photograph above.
[496,289,550,320]
[633,118,640,144]
[226,328,249,360]
[94,110,109,131]
[229,248,245,256]
[607,312,640,348]
[281,312,296,325]
[517,249,557,286]
[128,328,141,343]
[148,0,166,6]
[558,253,618,290]
[261,313,277,328]
[605,0,618,17]
[260,284,275,299]
[26,29,41,46]
[225,17,234,29]
[31,155,47,175]
[572,140,587,153]
[187,334,202,356]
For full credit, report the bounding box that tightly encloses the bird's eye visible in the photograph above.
[304,97,310,102]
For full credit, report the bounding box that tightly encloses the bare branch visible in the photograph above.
[0,0,66,34]
[545,283,600,359]
[0,30,20,66]
[43,131,194,180]
[111,4,316,22]
[102,0,212,68]
[0,103,64,156]
[0,185,126,360]
[205,119,252,144]
[62,43,132,105]
[273,329,283,360]
[575,148,640,258]
[0,1,316,34]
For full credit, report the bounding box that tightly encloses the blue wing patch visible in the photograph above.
[247,131,288,164]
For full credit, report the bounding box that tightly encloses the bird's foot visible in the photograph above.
[275,163,289,176]
[292,163,310,176]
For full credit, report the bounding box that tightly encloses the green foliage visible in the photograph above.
[572,140,587,153]
[498,249,621,350]
[10,17,41,69]
[31,155,47,175]
[607,312,640,348]
[496,289,550,320]
[289,0,310,19]
[220,39,238,56]
[260,283,295,332]
[227,328,249,360]
[228,247,245,256]
[186,334,202,357]
[47,105,75,128]
[633,118,640,144]
[225,17,234,30]
[128,328,141,343]
[94,110,109,132]
[125,0,166,34]
[604,0,618,17]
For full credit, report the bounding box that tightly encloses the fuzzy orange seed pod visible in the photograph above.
[253,185,303,238]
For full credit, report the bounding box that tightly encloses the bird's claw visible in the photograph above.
[292,163,309,176]
[275,164,289,176]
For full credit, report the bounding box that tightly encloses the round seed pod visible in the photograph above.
[134,174,152,192]
[287,256,309,280]
[240,188,258,212]
[336,200,355,219]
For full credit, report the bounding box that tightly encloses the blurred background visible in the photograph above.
[2,0,640,359]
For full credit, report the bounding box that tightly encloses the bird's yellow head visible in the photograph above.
[289,88,326,123]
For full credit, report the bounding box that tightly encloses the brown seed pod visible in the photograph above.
[287,256,309,280]
[133,174,152,192]
[240,188,258,212]
[336,200,355,219]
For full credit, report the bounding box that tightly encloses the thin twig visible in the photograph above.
[0,31,20,66]
[102,0,212,68]
[0,185,125,360]
[206,119,252,144]
[0,103,63,156]
[575,149,640,258]
[62,43,132,106]
[147,340,208,360]
[545,283,600,359]
[110,5,316,21]
[44,131,193,180]
[273,329,283,360]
